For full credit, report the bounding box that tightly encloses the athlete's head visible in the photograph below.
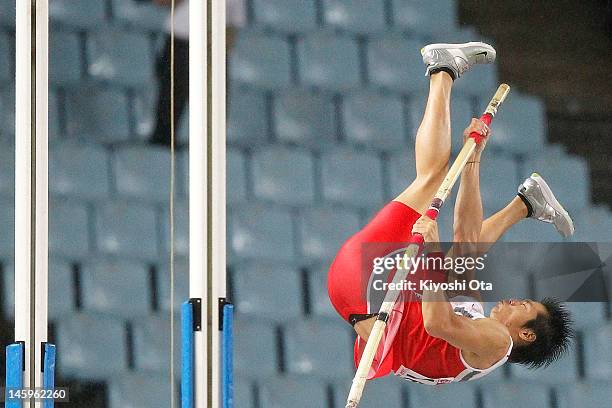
[489,297,574,369]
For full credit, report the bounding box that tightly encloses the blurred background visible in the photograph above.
[0,0,611,407]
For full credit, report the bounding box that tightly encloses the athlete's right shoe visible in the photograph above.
[517,173,575,238]
[421,42,496,79]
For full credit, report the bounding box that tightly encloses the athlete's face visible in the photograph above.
[490,299,547,344]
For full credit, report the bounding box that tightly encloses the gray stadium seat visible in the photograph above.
[367,35,426,93]
[321,147,384,208]
[94,201,159,259]
[132,314,180,375]
[392,0,458,36]
[480,155,520,210]
[234,318,279,377]
[86,27,154,86]
[49,141,111,199]
[297,31,361,90]
[251,146,315,205]
[49,199,90,258]
[80,259,151,318]
[50,0,107,29]
[160,200,188,256]
[284,318,353,378]
[0,143,14,196]
[386,149,418,198]
[133,84,159,141]
[343,91,407,151]
[252,0,317,33]
[110,0,168,32]
[297,206,361,262]
[572,206,612,243]
[113,146,171,202]
[50,30,81,85]
[234,377,255,408]
[322,0,387,34]
[583,323,612,379]
[231,31,291,89]
[229,204,295,261]
[259,376,328,408]
[233,263,303,322]
[334,375,405,408]
[0,0,15,27]
[481,382,551,408]
[56,313,127,380]
[157,257,189,313]
[108,373,173,408]
[65,85,130,143]
[558,303,605,332]
[307,268,338,318]
[557,382,612,408]
[227,87,268,146]
[0,198,14,256]
[408,382,478,408]
[227,148,248,203]
[0,31,10,82]
[0,86,14,139]
[510,344,579,384]
[49,91,61,142]
[272,90,337,148]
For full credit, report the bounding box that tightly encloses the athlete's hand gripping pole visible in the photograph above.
[345,84,510,408]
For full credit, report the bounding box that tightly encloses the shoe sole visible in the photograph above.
[420,42,496,60]
[530,172,575,237]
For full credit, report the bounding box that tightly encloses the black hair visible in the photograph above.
[508,297,575,369]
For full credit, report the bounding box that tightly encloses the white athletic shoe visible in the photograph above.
[421,42,496,79]
[518,173,575,238]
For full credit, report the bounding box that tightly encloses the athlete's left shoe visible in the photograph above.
[517,173,575,238]
[421,42,496,79]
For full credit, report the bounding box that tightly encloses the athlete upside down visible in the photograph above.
[327,42,575,385]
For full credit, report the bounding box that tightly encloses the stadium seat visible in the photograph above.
[480,155,520,209]
[108,373,173,408]
[272,90,337,148]
[510,344,579,384]
[49,141,111,199]
[234,318,279,377]
[94,201,159,259]
[65,85,130,143]
[284,318,353,378]
[386,149,418,198]
[0,0,15,27]
[49,199,90,258]
[0,31,10,82]
[572,206,612,243]
[342,91,407,150]
[232,263,303,322]
[0,198,14,256]
[367,35,426,93]
[110,0,168,32]
[234,377,255,408]
[113,146,171,202]
[307,268,338,318]
[502,217,567,243]
[583,323,612,379]
[0,143,14,196]
[252,0,317,33]
[132,315,180,374]
[133,84,159,141]
[251,146,315,205]
[297,206,361,262]
[297,31,361,90]
[49,0,107,29]
[160,200,188,256]
[56,313,127,380]
[48,91,61,142]
[408,382,478,408]
[80,259,151,318]
[49,30,81,85]
[86,27,154,86]
[557,382,612,408]
[0,86,15,139]
[230,31,291,89]
[258,376,328,408]
[227,87,268,146]
[479,246,532,301]
[322,0,387,34]
[481,382,551,408]
[227,148,248,203]
[229,204,295,261]
[321,147,384,208]
[334,375,405,408]
[392,0,458,36]
[157,257,189,313]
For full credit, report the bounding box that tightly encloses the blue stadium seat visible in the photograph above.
[229,204,295,261]
[0,32,10,82]
[284,318,353,378]
[479,246,532,300]
[110,0,168,32]
[113,146,171,202]
[108,373,173,408]
[132,315,180,375]
[481,382,551,408]
[392,0,458,36]
[0,198,14,256]
[321,147,384,208]
[334,376,404,408]
[480,155,520,210]
[572,206,612,243]
[583,323,612,379]
[252,0,317,33]
[322,0,387,34]
[297,206,360,262]
[49,199,90,258]
[386,149,417,198]
[234,318,279,377]
[0,0,15,27]
[307,268,338,318]
[234,377,255,408]
[87,27,154,86]
[227,87,268,146]
[157,257,189,313]
[233,263,303,322]
[49,91,61,142]
[367,35,426,93]
[160,200,188,256]
[343,91,407,150]
[50,30,81,85]
[56,313,127,380]
[251,146,315,205]
[259,376,328,408]
[502,218,567,243]
[272,90,336,148]
[94,201,159,259]
[50,0,107,29]
[552,302,604,332]
[408,383,478,408]
[228,148,248,203]
[0,143,14,196]
[65,85,130,143]
[297,31,361,90]
[0,86,15,140]
[133,84,159,141]
[557,382,612,408]
[49,141,111,199]
[231,31,291,89]
[510,344,579,384]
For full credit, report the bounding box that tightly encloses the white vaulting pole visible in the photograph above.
[14,0,49,406]
[189,1,227,407]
